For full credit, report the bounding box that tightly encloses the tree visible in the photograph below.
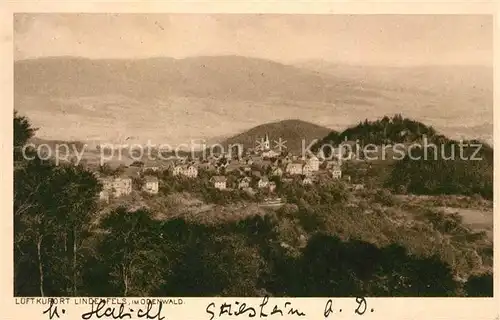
[387,142,493,199]
[130,161,144,167]
[98,163,114,175]
[50,164,101,295]
[298,234,365,296]
[293,235,459,297]
[14,112,101,296]
[374,189,396,206]
[14,111,53,296]
[464,273,493,297]
[132,176,145,191]
[14,111,37,148]
[14,159,58,296]
[159,219,265,296]
[15,160,101,296]
[97,208,164,296]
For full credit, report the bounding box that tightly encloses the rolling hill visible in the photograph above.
[296,60,493,97]
[219,119,332,154]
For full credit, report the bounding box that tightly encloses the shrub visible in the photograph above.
[374,189,396,206]
[464,273,493,297]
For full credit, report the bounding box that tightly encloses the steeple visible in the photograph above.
[264,133,270,150]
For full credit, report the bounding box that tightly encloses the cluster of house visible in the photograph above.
[96,166,160,203]
[95,134,349,202]
[162,135,344,191]
[208,173,276,192]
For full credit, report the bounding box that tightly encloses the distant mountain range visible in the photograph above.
[15,56,377,103]
[30,137,85,149]
[15,55,493,145]
[296,60,493,96]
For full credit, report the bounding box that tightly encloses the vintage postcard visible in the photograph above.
[1,1,498,320]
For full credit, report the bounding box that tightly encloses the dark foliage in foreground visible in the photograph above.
[463,273,493,297]
[17,205,492,297]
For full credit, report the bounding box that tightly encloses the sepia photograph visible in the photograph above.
[13,13,493,299]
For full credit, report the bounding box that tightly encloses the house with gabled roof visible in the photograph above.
[330,165,342,179]
[98,175,132,199]
[258,176,269,189]
[261,149,280,159]
[238,176,252,189]
[306,154,321,171]
[143,176,159,194]
[172,164,198,178]
[302,163,314,176]
[210,175,227,190]
[302,176,313,186]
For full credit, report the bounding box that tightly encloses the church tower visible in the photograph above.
[263,134,270,151]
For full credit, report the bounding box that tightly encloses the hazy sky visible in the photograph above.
[14,13,492,66]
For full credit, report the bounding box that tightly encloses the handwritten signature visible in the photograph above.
[206,296,371,319]
[206,296,305,320]
[43,299,165,320]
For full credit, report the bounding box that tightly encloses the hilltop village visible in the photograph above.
[94,134,354,204]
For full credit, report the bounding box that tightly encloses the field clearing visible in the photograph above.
[439,206,493,240]
[395,194,493,241]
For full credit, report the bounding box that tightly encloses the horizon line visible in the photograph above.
[13,54,493,68]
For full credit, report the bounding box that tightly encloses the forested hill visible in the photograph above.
[312,114,493,200]
[316,114,441,146]
[220,119,332,154]
[387,139,493,199]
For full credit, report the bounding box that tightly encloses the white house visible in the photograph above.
[330,166,342,179]
[99,188,110,203]
[172,164,198,178]
[211,176,227,190]
[306,155,321,171]
[261,149,280,159]
[302,163,314,176]
[99,176,132,198]
[258,176,269,189]
[184,165,198,178]
[238,177,251,189]
[112,177,132,197]
[143,176,159,194]
[302,176,313,185]
[172,165,183,176]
